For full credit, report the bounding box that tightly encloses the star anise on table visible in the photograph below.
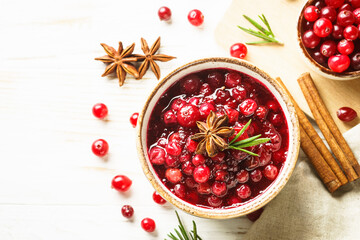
[135,37,175,79]
[191,111,235,157]
[95,42,139,86]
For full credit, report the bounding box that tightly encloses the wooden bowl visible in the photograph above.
[136,58,300,219]
[297,0,360,80]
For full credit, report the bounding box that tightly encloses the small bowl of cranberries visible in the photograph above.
[298,0,360,80]
[136,58,300,219]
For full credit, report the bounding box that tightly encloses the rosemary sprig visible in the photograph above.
[228,119,270,156]
[237,14,283,45]
[166,211,202,240]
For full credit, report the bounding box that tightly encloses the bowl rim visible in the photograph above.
[136,57,300,219]
[297,0,360,78]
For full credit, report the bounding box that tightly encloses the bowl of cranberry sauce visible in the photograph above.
[137,58,300,219]
[298,0,360,80]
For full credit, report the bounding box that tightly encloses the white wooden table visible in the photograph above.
[0,0,253,239]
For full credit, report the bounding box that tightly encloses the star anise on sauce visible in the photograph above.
[191,111,235,157]
[135,37,175,79]
[95,42,139,86]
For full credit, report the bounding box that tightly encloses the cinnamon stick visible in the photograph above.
[300,125,342,192]
[276,77,348,185]
[302,73,360,176]
[298,74,358,182]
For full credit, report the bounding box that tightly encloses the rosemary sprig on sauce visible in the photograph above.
[166,211,202,240]
[238,14,283,45]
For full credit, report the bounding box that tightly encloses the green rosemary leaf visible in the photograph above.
[259,14,274,37]
[228,146,260,156]
[229,119,252,144]
[246,41,272,45]
[233,138,271,148]
[231,134,262,146]
[168,233,178,240]
[243,15,271,36]
[175,229,185,240]
[237,26,277,43]
[192,221,197,240]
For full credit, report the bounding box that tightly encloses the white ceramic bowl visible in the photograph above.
[136,58,300,219]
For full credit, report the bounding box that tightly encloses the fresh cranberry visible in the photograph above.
[225,72,242,87]
[237,184,251,199]
[168,132,181,143]
[350,0,360,8]
[337,39,354,55]
[303,21,314,31]
[181,74,201,94]
[239,99,258,116]
[174,184,186,198]
[230,43,247,59]
[337,107,358,121]
[332,24,344,39]
[188,9,204,26]
[171,98,186,112]
[112,175,132,192]
[158,6,171,21]
[192,154,206,166]
[199,102,216,119]
[215,170,229,182]
[197,182,211,194]
[354,8,360,24]
[121,205,134,218]
[236,169,250,183]
[320,40,337,57]
[207,195,223,207]
[343,25,359,40]
[302,30,321,48]
[92,103,108,119]
[225,108,240,124]
[177,104,201,127]
[250,169,263,182]
[247,208,264,222]
[91,139,109,157]
[328,54,350,72]
[231,86,247,102]
[339,3,352,11]
[325,0,345,8]
[313,18,333,37]
[166,141,182,156]
[211,181,227,197]
[163,110,177,125]
[211,152,226,163]
[273,149,287,164]
[206,71,224,88]
[141,218,156,232]
[320,6,337,22]
[337,10,356,27]
[153,191,166,205]
[193,165,211,183]
[304,6,320,22]
[264,164,279,180]
[165,168,182,183]
[149,147,166,165]
[350,52,360,70]
[185,137,197,153]
[165,155,179,167]
[311,51,327,65]
[215,89,231,104]
[182,161,195,175]
[199,83,212,96]
[315,0,326,9]
[130,112,139,128]
[179,153,192,163]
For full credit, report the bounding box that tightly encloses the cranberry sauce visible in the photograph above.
[146,68,289,209]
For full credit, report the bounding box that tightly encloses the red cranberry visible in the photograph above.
[182,161,195,175]
[165,155,179,167]
[273,149,287,164]
[350,52,360,70]
[312,51,327,65]
[181,74,201,94]
[247,208,264,222]
[192,154,206,166]
[302,30,321,48]
[239,99,258,116]
[165,168,182,183]
[350,0,360,8]
[255,106,269,119]
[185,137,198,153]
[257,149,272,166]
[328,54,350,72]
[92,139,109,157]
[193,165,211,183]
[339,3,352,11]
[231,86,247,102]
[237,184,251,199]
[185,177,198,189]
[332,24,344,39]
[180,153,191,164]
[171,98,186,112]
[337,10,356,27]
[199,83,212,96]
[174,184,186,198]
[225,72,242,87]
[187,191,200,204]
[163,110,177,125]
[225,98,238,109]
[188,9,204,26]
[225,108,240,124]
[230,43,247,59]
[250,169,263,182]
[149,147,166,165]
[245,156,260,170]
[207,195,223,207]
[166,141,182,156]
[236,169,250,183]
[206,71,224,88]
[266,100,280,112]
[343,25,359,40]
[313,18,333,37]
[130,112,139,128]
[320,6,337,22]
[141,218,156,232]
[215,170,229,182]
[354,8,360,23]
[153,191,166,205]
[112,175,132,192]
[268,112,283,127]
[211,181,227,197]
[156,138,167,147]
[320,40,337,57]
[264,164,279,180]
[199,102,216,119]
[337,107,358,121]
[158,6,171,21]
[303,21,314,31]
[211,152,226,163]
[315,0,326,9]
[197,182,211,194]
[121,205,134,218]
[92,103,108,119]
[325,0,345,8]
[337,39,354,55]
[228,196,242,205]
[215,89,231,104]
[168,132,181,142]
[177,104,201,127]
[304,6,320,22]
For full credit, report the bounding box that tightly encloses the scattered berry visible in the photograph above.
[91,139,109,157]
[153,191,167,205]
[92,103,108,119]
[121,205,134,218]
[337,107,358,122]
[158,6,171,21]
[188,9,204,26]
[328,54,350,72]
[230,43,248,59]
[130,112,139,128]
[112,175,132,192]
[141,218,156,232]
